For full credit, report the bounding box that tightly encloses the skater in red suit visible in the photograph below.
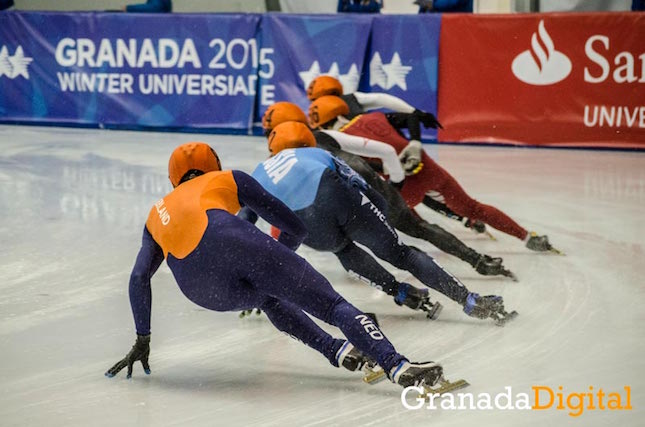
[307,75,492,238]
[308,95,557,252]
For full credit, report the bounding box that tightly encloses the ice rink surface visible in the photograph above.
[0,125,643,427]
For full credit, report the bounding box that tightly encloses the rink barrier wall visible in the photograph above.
[0,11,643,148]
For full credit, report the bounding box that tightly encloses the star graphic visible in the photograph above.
[8,46,33,79]
[300,61,360,93]
[369,52,387,89]
[0,46,12,78]
[326,62,340,79]
[339,63,360,93]
[381,52,412,90]
[298,61,321,90]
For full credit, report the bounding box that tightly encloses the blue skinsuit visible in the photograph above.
[128,169,403,370]
[247,148,469,303]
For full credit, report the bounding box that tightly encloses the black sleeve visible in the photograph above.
[232,170,307,251]
[129,227,165,336]
[313,131,341,155]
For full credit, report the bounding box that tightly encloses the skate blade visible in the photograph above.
[494,310,518,326]
[549,246,565,255]
[483,231,497,241]
[422,379,470,398]
[424,302,443,320]
[362,366,387,385]
[503,270,519,282]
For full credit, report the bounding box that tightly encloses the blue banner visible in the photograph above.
[256,14,372,125]
[0,12,261,129]
[362,14,441,139]
[1,12,441,140]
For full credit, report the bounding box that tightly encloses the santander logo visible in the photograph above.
[511,20,572,86]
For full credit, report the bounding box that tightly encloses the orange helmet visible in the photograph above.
[262,102,308,134]
[168,142,221,187]
[267,121,316,156]
[308,95,349,129]
[307,75,343,101]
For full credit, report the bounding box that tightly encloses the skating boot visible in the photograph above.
[389,361,444,388]
[394,283,443,319]
[526,232,563,254]
[473,255,518,281]
[464,218,496,240]
[462,292,518,326]
[335,341,376,372]
[464,218,486,233]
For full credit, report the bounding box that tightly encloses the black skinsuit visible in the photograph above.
[313,130,485,268]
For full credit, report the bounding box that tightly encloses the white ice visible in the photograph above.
[0,125,643,426]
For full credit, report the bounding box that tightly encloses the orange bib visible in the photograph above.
[145,171,241,259]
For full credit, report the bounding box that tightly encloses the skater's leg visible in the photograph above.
[289,263,405,372]
[342,190,469,304]
[421,194,463,221]
[392,204,483,267]
[345,155,496,271]
[260,297,345,365]
[334,242,400,295]
[245,255,405,372]
[422,156,528,240]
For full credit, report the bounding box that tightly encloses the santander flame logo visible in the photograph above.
[511,20,571,86]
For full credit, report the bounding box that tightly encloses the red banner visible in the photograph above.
[437,12,645,148]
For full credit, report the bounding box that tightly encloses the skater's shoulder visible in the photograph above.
[148,171,241,217]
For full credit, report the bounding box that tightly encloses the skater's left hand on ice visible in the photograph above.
[105,334,151,379]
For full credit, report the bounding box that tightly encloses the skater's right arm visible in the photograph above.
[106,224,163,379]
[353,92,416,114]
[320,130,405,184]
[129,227,164,336]
[233,170,307,251]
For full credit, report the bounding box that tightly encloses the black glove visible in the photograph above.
[105,334,151,379]
[413,109,443,129]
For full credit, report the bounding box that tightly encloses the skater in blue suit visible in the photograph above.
[242,122,516,324]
